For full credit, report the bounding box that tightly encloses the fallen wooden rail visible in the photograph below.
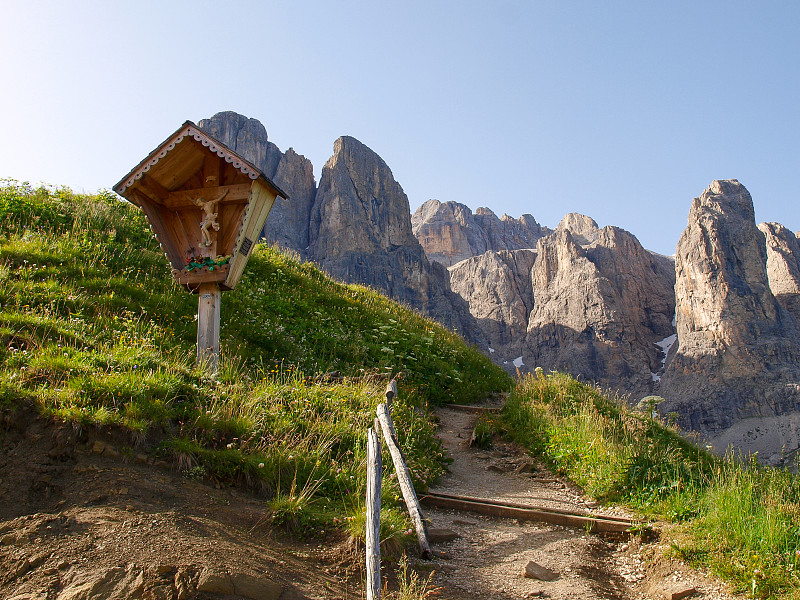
[376,401,432,559]
[420,492,635,534]
[446,404,502,414]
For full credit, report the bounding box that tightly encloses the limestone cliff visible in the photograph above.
[660,180,800,460]
[412,199,549,266]
[309,136,479,335]
[449,221,675,394]
[555,213,601,245]
[448,249,536,347]
[527,226,675,391]
[198,112,316,255]
[759,221,800,322]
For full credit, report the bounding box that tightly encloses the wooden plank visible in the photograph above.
[131,190,182,267]
[132,174,170,204]
[203,153,221,188]
[165,184,251,209]
[219,202,247,256]
[162,209,199,263]
[385,379,397,405]
[242,181,276,243]
[172,264,229,287]
[376,403,432,559]
[366,426,382,600]
[446,404,502,414]
[425,491,635,524]
[225,181,276,289]
[150,137,205,190]
[419,492,633,534]
[196,283,221,373]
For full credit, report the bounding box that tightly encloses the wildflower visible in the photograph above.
[258,463,265,469]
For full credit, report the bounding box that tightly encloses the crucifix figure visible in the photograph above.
[192,188,228,248]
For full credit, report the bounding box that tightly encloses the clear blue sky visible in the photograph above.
[2,1,798,256]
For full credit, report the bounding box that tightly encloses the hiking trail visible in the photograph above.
[415,401,740,600]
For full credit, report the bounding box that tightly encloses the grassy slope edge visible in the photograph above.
[0,180,511,546]
[503,371,800,599]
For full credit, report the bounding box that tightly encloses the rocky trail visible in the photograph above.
[414,402,740,600]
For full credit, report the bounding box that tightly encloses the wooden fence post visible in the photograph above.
[375,402,432,560]
[385,379,397,409]
[366,426,382,600]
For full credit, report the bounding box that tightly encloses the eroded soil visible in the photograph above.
[0,409,358,600]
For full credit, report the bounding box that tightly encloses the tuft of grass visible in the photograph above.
[471,413,495,449]
[268,474,324,539]
[344,502,414,558]
[504,371,800,599]
[387,553,441,599]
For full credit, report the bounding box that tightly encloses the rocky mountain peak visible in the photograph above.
[698,179,755,220]
[308,135,479,335]
[555,213,600,245]
[660,180,800,457]
[198,112,282,178]
[413,200,550,267]
[674,179,779,342]
[311,135,416,259]
[758,221,800,322]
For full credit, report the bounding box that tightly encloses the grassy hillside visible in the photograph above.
[0,180,511,542]
[503,372,800,599]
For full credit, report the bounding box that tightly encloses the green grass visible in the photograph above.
[0,179,511,543]
[503,371,800,599]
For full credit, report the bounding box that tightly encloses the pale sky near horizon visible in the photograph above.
[1,1,798,256]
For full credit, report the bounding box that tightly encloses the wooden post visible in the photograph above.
[197,282,221,373]
[366,426,382,600]
[376,403,432,560]
[385,379,397,409]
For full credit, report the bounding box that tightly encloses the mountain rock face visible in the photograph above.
[412,199,549,266]
[198,112,283,178]
[310,136,478,334]
[198,112,316,255]
[450,219,675,393]
[448,249,537,347]
[527,225,676,391]
[554,213,602,245]
[659,180,800,460]
[758,221,800,322]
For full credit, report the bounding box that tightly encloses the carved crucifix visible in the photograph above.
[191,188,228,248]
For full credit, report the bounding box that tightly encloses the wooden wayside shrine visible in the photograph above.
[114,121,288,371]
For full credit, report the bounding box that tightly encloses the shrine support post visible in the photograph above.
[197,282,221,372]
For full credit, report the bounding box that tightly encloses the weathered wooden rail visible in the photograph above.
[420,491,635,534]
[446,403,502,414]
[365,379,432,599]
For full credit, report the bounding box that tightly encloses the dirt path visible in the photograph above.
[414,403,740,600]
